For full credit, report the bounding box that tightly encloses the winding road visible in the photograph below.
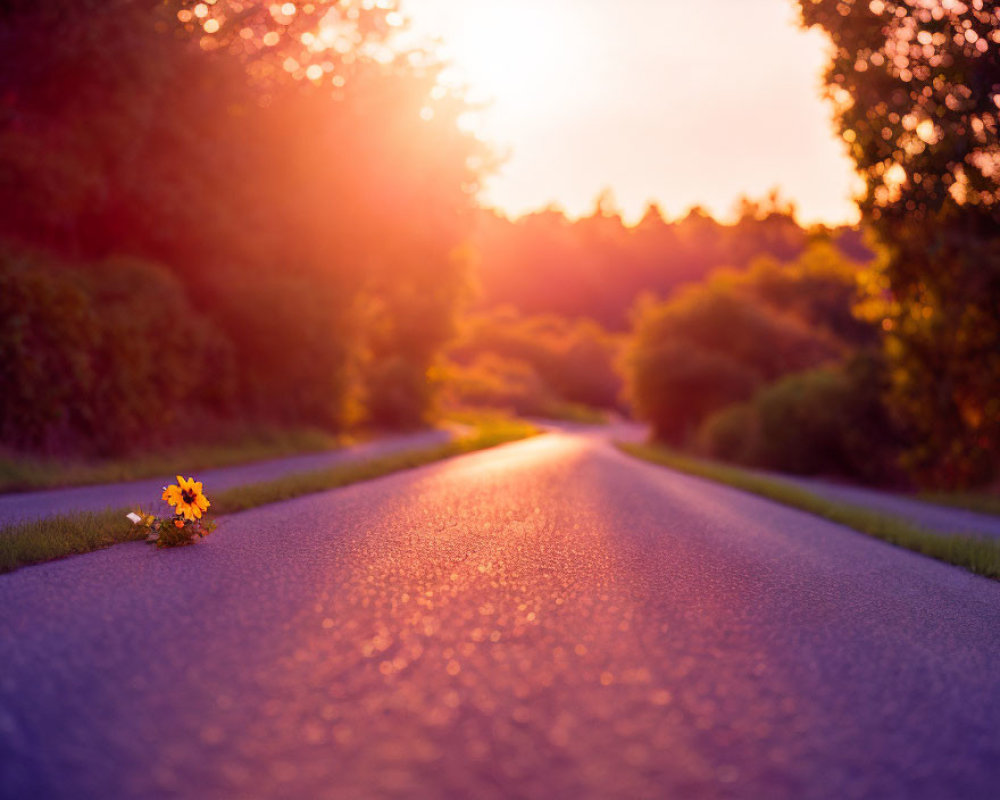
[2,427,999,799]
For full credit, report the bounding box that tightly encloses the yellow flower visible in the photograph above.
[162,475,210,521]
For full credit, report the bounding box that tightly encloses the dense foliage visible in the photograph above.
[626,244,870,447]
[699,355,904,485]
[0,0,483,453]
[798,0,1000,487]
[441,309,624,419]
[0,250,224,455]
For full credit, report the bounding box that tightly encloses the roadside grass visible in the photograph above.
[0,509,148,573]
[0,426,348,494]
[0,416,539,575]
[618,442,1000,581]
[539,403,610,425]
[918,492,1000,519]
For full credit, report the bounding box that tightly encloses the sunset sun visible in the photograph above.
[427,3,589,114]
[405,0,859,224]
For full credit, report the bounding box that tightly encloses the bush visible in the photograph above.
[545,319,624,409]
[437,354,555,417]
[636,285,840,382]
[697,403,759,465]
[0,250,229,456]
[699,355,905,485]
[743,243,876,347]
[754,368,858,475]
[627,287,839,443]
[81,257,232,454]
[446,309,625,415]
[625,241,879,447]
[0,251,96,452]
[202,267,351,430]
[629,342,761,443]
[364,356,434,430]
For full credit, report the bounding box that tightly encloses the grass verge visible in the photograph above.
[618,442,1000,581]
[0,416,539,575]
[0,426,349,494]
[539,403,610,425]
[918,492,1000,518]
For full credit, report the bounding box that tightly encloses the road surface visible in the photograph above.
[0,428,455,525]
[1,428,999,799]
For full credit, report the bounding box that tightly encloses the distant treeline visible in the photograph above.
[470,195,872,329]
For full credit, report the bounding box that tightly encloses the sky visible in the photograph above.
[401,0,862,225]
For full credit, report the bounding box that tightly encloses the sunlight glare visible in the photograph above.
[403,0,860,225]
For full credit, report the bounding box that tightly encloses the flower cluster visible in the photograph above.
[128,475,216,548]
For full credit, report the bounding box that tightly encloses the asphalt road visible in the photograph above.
[0,428,455,525]
[1,429,999,799]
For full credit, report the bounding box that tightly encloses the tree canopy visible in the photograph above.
[0,0,487,452]
[799,0,1000,487]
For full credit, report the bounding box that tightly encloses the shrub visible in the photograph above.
[202,267,351,430]
[0,251,96,452]
[699,355,905,485]
[446,310,625,415]
[0,249,229,456]
[363,355,434,430]
[627,287,839,443]
[743,243,876,347]
[754,368,858,476]
[697,403,759,465]
[628,341,761,443]
[437,354,555,417]
[626,241,880,447]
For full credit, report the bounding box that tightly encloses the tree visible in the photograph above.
[798,0,1000,487]
[625,272,843,444]
[0,0,488,451]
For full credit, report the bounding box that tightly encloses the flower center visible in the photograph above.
[181,489,196,504]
